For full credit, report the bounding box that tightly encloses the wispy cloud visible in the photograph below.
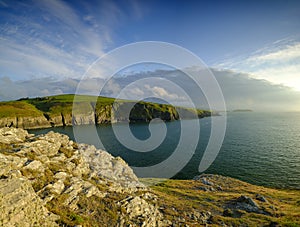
[215,38,300,91]
[0,0,129,80]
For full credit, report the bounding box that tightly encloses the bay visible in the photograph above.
[29,112,300,189]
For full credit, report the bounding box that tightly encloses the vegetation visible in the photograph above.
[0,101,44,118]
[46,194,122,227]
[149,178,300,226]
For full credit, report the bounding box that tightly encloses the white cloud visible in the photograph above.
[0,0,124,81]
[215,38,300,91]
[249,43,300,62]
[144,84,187,101]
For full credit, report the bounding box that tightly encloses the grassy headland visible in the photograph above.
[0,94,212,129]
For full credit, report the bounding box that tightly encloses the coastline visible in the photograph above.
[0,127,299,226]
[0,94,212,130]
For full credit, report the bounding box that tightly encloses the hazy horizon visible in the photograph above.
[1,67,300,112]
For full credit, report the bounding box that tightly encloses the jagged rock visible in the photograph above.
[237,195,259,208]
[0,127,30,144]
[49,180,65,195]
[21,140,60,157]
[194,174,223,192]
[0,127,160,226]
[62,177,106,210]
[187,210,212,224]
[53,171,68,181]
[0,153,27,177]
[226,195,271,216]
[118,195,163,227]
[79,144,145,189]
[201,177,214,186]
[22,160,45,177]
[0,175,58,227]
[68,153,90,177]
[34,154,50,163]
[256,194,268,202]
[38,131,69,146]
[51,153,67,162]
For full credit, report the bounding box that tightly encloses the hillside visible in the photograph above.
[0,94,212,129]
[0,128,299,226]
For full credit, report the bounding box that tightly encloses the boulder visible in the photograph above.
[225,195,272,216]
[80,144,144,189]
[0,127,30,144]
[118,195,163,226]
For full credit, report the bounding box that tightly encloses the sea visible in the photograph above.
[29,112,300,189]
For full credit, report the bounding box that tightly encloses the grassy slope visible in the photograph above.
[148,178,300,227]
[0,101,44,118]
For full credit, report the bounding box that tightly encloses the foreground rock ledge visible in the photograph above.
[0,127,166,227]
[1,127,300,227]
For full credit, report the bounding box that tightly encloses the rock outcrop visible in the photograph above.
[0,127,165,226]
[0,173,59,227]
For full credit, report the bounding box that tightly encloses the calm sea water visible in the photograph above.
[29,112,300,189]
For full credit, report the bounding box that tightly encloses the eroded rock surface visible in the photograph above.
[0,127,165,227]
[0,173,58,227]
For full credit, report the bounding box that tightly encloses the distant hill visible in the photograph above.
[232,109,253,112]
[0,94,211,129]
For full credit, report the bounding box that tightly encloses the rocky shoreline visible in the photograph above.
[0,127,299,226]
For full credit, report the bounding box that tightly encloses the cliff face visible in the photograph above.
[0,116,51,129]
[0,95,212,129]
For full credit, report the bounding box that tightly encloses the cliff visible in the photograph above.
[0,127,299,226]
[0,94,212,129]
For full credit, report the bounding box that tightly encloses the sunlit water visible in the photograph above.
[29,112,300,189]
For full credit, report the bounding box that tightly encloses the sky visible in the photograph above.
[0,0,300,110]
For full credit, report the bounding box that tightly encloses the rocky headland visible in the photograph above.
[0,127,299,227]
[0,95,212,129]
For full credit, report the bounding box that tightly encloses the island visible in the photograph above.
[232,109,253,112]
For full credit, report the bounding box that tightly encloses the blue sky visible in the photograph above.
[0,0,300,108]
